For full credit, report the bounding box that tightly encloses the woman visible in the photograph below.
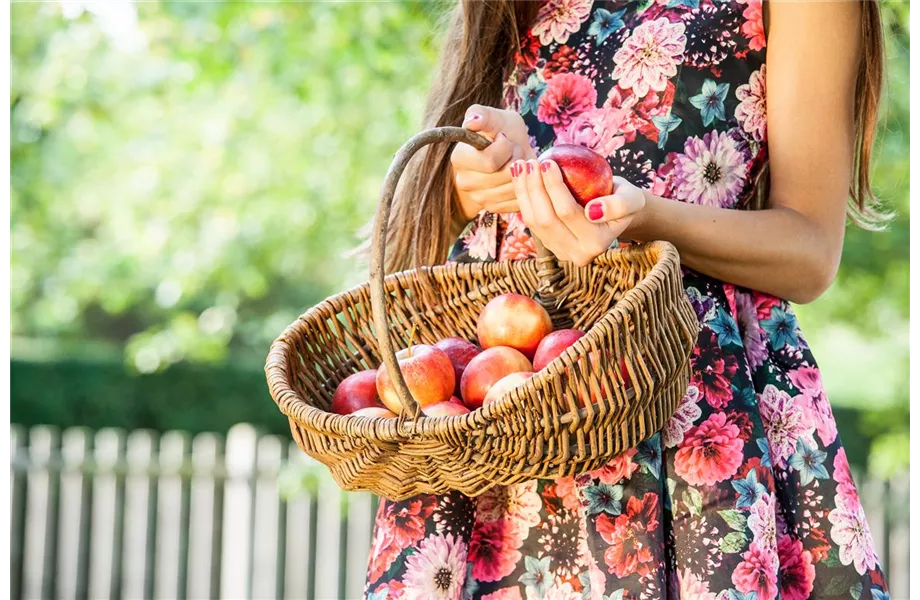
[366,1,889,598]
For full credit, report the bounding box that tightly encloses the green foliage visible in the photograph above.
[10,2,909,473]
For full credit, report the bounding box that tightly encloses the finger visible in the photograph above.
[462,105,508,139]
[511,160,536,226]
[467,182,518,212]
[523,159,579,249]
[584,178,645,222]
[453,167,512,193]
[452,132,515,174]
[540,159,602,239]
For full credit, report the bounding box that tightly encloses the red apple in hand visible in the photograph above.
[532,329,587,371]
[477,294,553,360]
[376,345,455,415]
[434,337,481,397]
[539,144,613,207]
[351,406,398,419]
[483,371,534,407]
[423,401,472,417]
[460,346,533,410]
[330,370,384,415]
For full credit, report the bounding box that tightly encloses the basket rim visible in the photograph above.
[264,240,684,443]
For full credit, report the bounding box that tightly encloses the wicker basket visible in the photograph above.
[265,127,699,501]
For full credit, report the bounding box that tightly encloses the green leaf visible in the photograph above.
[718,509,748,532]
[823,546,842,568]
[849,581,863,600]
[824,575,852,597]
[719,531,748,554]
[683,487,703,516]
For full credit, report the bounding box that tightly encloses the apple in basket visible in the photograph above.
[330,370,385,415]
[460,346,533,410]
[538,144,613,207]
[532,329,587,371]
[423,401,471,417]
[482,371,534,407]
[351,406,398,418]
[375,344,455,415]
[434,337,481,397]
[477,294,553,360]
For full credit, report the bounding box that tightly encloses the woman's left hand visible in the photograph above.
[510,159,646,266]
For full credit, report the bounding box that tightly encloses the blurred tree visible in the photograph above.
[10,1,909,471]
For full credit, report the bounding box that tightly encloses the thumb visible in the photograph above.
[584,182,645,223]
[461,105,507,140]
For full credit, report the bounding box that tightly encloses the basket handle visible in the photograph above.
[369,126,564,417]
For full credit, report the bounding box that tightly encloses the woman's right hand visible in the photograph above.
[451,105,536,221]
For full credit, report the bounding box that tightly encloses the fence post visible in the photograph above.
[187,432,223,600]
[121,429,158,599]
[56,427,92,600]
[220,423,258,600]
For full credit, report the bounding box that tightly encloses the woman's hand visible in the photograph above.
[451,106,537,220]
[510,159,645,266]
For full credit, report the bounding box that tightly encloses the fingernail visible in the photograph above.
[526,162,533,174]
[540,161,551,172]
[463,114,481,125]
[511,162,520,177]
[587,201,605,221]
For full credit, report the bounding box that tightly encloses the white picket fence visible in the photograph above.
[10,424,911,600]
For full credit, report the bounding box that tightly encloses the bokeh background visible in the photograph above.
[9,1,910,597]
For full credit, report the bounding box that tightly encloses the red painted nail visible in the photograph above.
[587,202,605,221]
[512,163,520,177]
[526,162,533,174]
[540,161,550,172]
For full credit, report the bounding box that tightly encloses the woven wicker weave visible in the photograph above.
[266,127,699,501]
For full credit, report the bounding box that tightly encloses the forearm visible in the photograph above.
[626,192,843,304]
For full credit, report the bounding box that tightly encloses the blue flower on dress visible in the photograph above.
[728,590,758,600]
[761,305,801,349]
[731,467,768,509]
[518,555,552,598]
[588,7,626,45]
[667,0,701,8]
[757,437,773,468]
[652,114,682,149]
[462,563,479,600]
[584,482,624,515]
[636,433,662,479]
[708,308,743,346]
[872,589,891,600]
[689,79,730,126]
[519,73,547,116]
[788,437,829,485]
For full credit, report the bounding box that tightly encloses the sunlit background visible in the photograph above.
[10,1,910,598]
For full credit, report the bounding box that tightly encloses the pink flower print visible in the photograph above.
[475,480,542,534]
[833,448,862,513]
[612,18,687,97]
[758,384,814,469]
[462,212,498,261]
[747,492,777,552]
[531,0,593,45]
[481,588,524,600]
[553,476,583,512]
[742,0,767,51]
[596,493,660,578]
[555,107,628,157]
[537,72,597,129]
[543,581,581,600]
[677,568,716,600]
[777,534,816,600]
[736,65,767,142]
[674,411,745,486]
[468,518,523,582]
[663,385,702,448]
[731,543,779,600]
[735,290,768,370]
[588,448,639,485]
[671,130,748,208]
[402,533,468,600]
[829,495,880,575]
[789,365,838,446]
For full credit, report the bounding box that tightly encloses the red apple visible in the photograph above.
[330,370,384,415]
[539,144,613,207]
[477,294,553,360]
[351,406,398,419]
[423,401,471,417]
[460,346,533,410]
[448,396,465,406]
[483,371,534,407]
[532,329,587,372]
[434,337,481,397]
[376,345,455,415]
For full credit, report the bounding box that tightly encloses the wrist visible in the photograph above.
[623,189,655,241]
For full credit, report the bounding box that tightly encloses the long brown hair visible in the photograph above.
[366,0,887,274]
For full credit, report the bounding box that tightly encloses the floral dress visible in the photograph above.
[366,1,889,599]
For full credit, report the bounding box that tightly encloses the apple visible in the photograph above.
[351,406,398,418]
[423,401,472,417]
[460,346,533,410]
[376,345,455,415]
[532,329,587,372]
[434,337,481,397]
[330,370,384,415]
[539,144,613,207]
[447,395,465,406]
[483,371,534,407]
[477,294,553,360]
